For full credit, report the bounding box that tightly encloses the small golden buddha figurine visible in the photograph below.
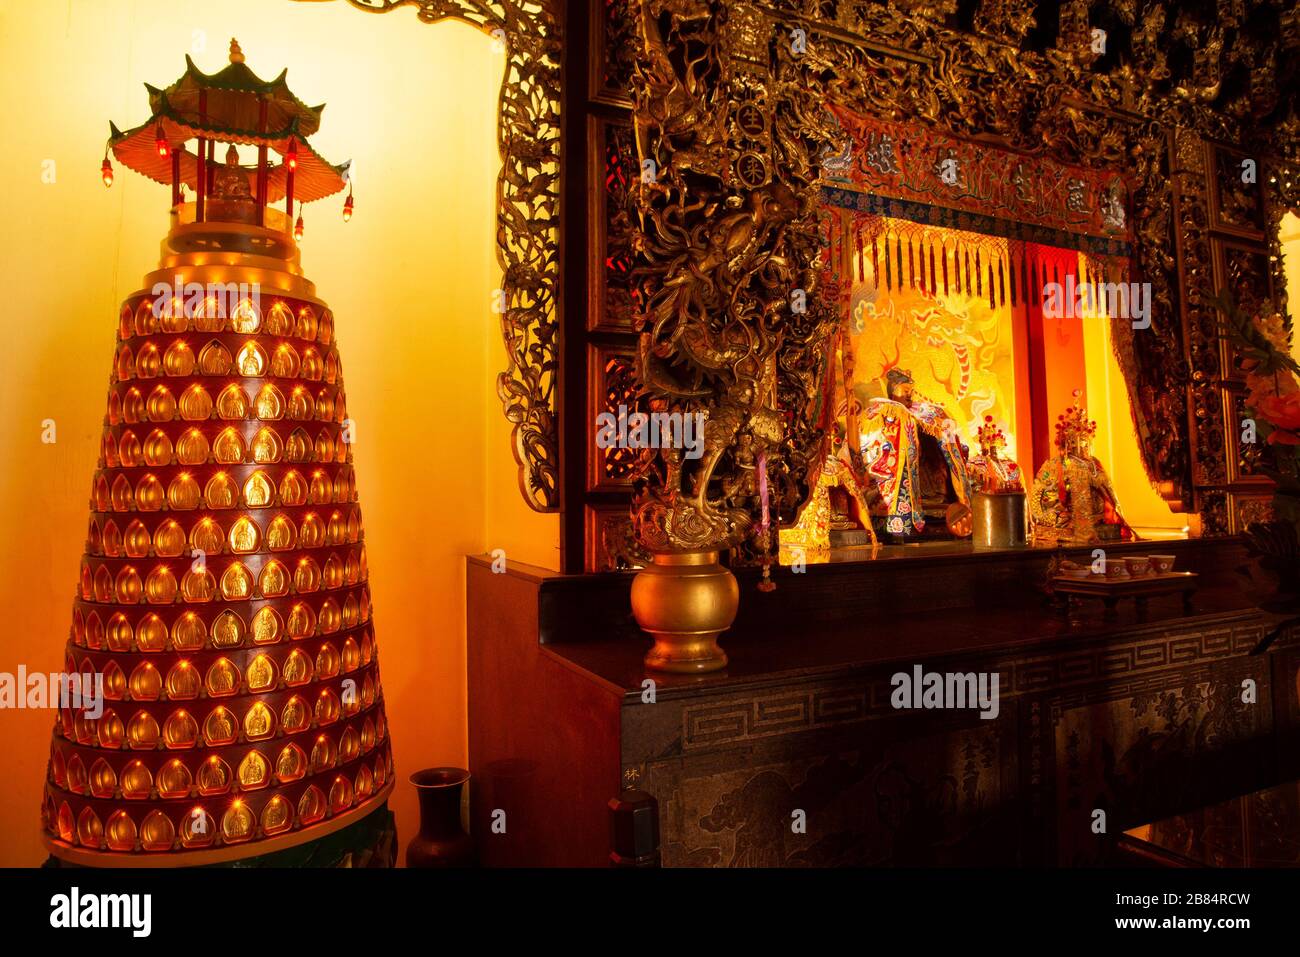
[208,145,257,223]
[212,145,252,200]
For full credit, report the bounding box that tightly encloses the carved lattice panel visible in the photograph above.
[594,0,637,103]
[1214,240,1275,383]
[588,345,645,490]
[591,118,638,333]
[1211,144,1267,237]
[585,502,648,571]
[1224,388,1272,484]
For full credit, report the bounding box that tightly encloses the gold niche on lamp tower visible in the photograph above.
[43,40,391,865]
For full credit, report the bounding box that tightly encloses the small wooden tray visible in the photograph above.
[1052,571,1199,617]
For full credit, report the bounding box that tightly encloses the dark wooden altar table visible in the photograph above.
[468,537,1300,866]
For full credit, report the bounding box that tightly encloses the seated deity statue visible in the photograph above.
[213,146,252,198]
[1029,390,1136,545]
[855,368,973,538]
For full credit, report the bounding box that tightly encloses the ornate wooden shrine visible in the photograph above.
[452,1,1300,864]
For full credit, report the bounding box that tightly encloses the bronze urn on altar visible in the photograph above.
[631,550,739,674]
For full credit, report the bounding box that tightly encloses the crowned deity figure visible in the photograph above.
[1029,389,1135,545]
[968,415,1023,493]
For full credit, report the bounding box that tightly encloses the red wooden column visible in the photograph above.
[284,138,296,225]
[1024,242,1090,474]
[170,148,181,208]
[256,96,268,227]
[196,90,207,222]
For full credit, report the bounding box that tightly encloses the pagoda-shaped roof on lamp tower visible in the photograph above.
[104,39,350,229]
[148,39,326,138]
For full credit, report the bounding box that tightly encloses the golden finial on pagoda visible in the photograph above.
[229,38,245,63]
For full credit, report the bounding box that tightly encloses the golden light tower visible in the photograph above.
[42,40,394,866]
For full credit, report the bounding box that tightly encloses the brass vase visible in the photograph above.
[971,491,1028,547]
[405,768,476,868]
[631,551,738,673]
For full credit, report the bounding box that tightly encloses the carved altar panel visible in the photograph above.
[1228,491,1275,535]
[628,679,1019,867]
[1031,615,1274,864]
[1213,239,1276,384]
[1222,387,1274,487]
[1048,655,1272,865]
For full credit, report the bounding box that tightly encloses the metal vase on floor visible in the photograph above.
[405,768,477,868]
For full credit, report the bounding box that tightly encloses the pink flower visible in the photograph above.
[1257,392,1300,445]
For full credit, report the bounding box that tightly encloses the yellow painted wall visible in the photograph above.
[0,0,556,866]
[1281,211,1300,366]
[1081,304,1185,536]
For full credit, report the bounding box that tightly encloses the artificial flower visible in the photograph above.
[1257,391,1300,445]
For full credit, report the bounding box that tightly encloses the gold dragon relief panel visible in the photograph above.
[629,0,840,555]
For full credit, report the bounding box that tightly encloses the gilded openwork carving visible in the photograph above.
[628,1,841,555]
[345,0,561,510]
